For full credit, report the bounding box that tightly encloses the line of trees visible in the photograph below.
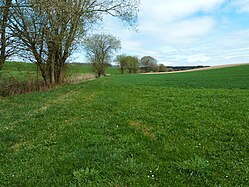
[115,54,168,74]
[0,0,140,84]
[82,35,167,76]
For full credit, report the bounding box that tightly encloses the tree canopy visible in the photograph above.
[140,56,158,72]
[116,54,140,74]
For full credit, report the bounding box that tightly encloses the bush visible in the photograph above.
[0,79,49,96]
[0,74,95,97]
[158,64,168,72]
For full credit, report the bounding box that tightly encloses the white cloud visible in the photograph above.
[231,0,249,13]
[140,0,225,23]
[164,17,215,44]
[73,0,249,66]
[224,55,249,60]
[186,54,211,64]
[163,29,249,66]
[138,0,223,45]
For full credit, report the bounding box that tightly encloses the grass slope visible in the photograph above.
[0,65,249,186]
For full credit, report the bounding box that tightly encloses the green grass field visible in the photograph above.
[0,64,249,186]
[0,62,121,81]
[0,62,39,81]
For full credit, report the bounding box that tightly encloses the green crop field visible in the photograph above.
[0,64,249,186]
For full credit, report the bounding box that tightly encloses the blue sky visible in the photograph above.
[73,0,249,66]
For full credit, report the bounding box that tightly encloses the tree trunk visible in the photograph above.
[47,41,56,85]
[50,59,55,85]
[121,68,124,74]
[55,54,66,84]
[56,61,65,84]
[0,57,5,71]
[0,36,6,71]
[0,0,10,71]
[58,69,64,83]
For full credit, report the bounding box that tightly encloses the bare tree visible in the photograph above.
[0,0,15,70]
[8,0,140,84]
[84,33,121,77]
[140,56,158,72]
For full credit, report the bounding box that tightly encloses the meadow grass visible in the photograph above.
[0,65,249,186]
[0,62,121,81]
[0,62,39,81]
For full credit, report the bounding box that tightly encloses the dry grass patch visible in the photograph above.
[130,121,157,140]
[10,141,29,151]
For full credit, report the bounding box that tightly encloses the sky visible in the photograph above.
[73,0,249,66]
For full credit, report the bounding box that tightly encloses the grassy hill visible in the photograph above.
[0,64,249,186]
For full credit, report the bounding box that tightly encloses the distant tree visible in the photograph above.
[140,56,158,72]
[84,34,121,77]
[115,54,139,74]
[158,64,167,72]
[116,54,127,74]
[125,56,140,74]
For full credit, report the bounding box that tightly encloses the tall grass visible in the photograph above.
[0,62,97,96]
